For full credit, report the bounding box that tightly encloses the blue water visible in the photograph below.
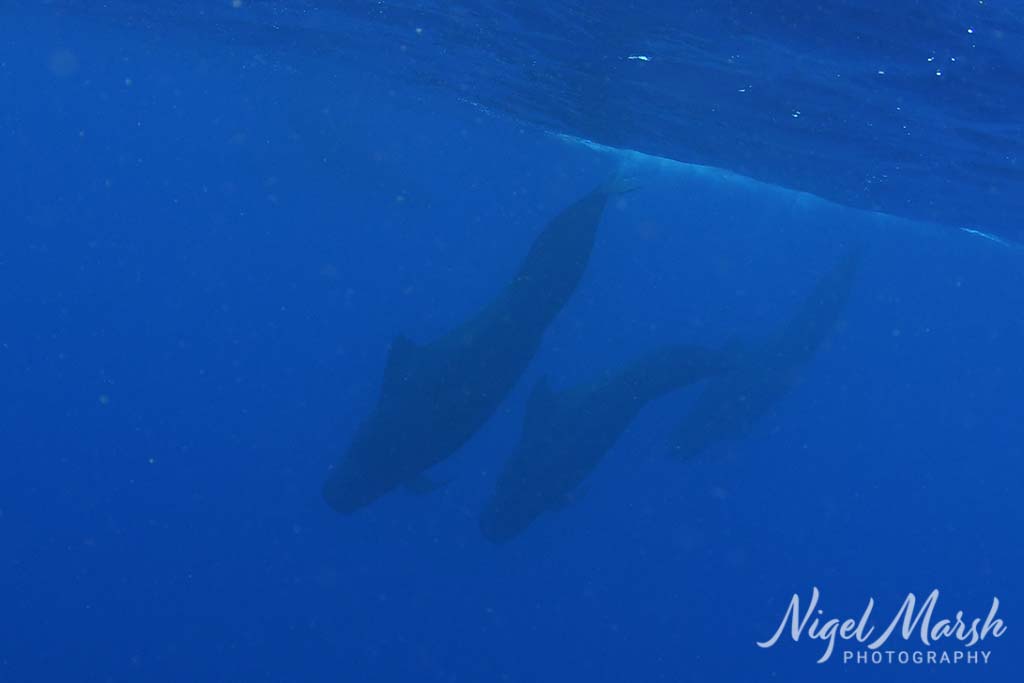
[2,2,1021,681]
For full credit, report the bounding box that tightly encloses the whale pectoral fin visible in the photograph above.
[382,334,419,390]
[404,474,452,496]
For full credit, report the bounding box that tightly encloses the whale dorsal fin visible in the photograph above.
[382,334,419,390]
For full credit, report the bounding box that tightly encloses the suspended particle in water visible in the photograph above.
[49,49,79,78]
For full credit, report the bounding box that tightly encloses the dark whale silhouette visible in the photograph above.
[670,247,863,460]
[324,180,629,513]
[480,343,729,542]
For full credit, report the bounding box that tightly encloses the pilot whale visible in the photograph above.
[324,179,630,513]
[670,247,863,460]
[480,343,729,542]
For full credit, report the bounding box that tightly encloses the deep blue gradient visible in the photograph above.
[2,4,1021,682]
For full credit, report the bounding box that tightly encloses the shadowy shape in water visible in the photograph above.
[324,179,630,513]
[481,344,730,542]
[670,247,863,460]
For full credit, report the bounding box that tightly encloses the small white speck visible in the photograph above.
[935,70,943,76]
[877,69,886,75]
[967,27,974,34]
[792,110,801,118]
[927,56,935,62]
[627,55,650,62]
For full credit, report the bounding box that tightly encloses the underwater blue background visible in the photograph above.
[2,2,1022,681]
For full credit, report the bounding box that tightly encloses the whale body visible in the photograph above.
[324,181,624,513]
[481,343,728,542]
[671,247,863,460]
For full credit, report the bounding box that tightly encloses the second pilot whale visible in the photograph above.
[481,342,729,542]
